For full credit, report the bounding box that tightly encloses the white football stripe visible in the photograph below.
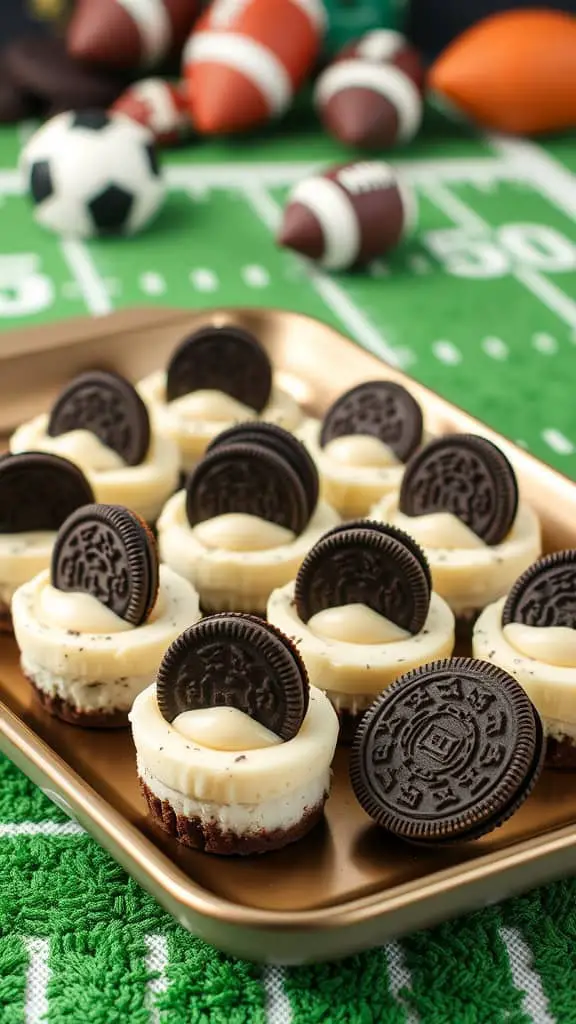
[118,0,172,65]
[289,0,327,31]
[132,79,178,131]
[287,176,360,270]
[184,32,293,115]
[315,60,422,142]
[356,29,405,61]
[23,938,50,1024]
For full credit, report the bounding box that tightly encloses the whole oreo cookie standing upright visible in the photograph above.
[51,503,159,626]
[166,324,273,412]
[502,551,576,629]
[350,657,545,843]
[156,613,309,741]
[399,433,518,545]
[47,369,151,466]
[320,379,423,463]
[0,452,94,533]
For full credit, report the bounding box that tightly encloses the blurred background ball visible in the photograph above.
[20,108,166,238]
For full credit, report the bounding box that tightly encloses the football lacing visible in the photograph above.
[335,162,394,195]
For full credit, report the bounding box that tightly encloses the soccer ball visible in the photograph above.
[20,109,166,238]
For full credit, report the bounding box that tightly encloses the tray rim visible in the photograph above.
[2,304,576,961]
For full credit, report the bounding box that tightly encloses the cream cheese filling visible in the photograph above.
[193,513,295,552]
[473,597,576,725]
[157,491,340,612]
[307,603,410,645]
[172,706,282,751]
[0,530,57,605]
[12,565,201,681]
[372,493,542,614]
[267,582,454,696]
[138,370,304,470]
[129,684,339,804]
[297,417,405,518]
[10,413,180,522]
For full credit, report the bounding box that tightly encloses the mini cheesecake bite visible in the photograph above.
[473,551,576,769]
[129,613,339,855]
[138,324,304,473]
[350,657,545,844]
[12,503,201,728]
[157,422,339,614]
[267,521,455,740]
[10,370,180,524]
[372,434,542,629]
[298,379,424,518]
[0,452,94,634]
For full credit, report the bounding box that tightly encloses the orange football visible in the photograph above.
[429,9,576,135]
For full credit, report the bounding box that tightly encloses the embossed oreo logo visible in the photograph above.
[320,380,423,462]
[502,552,576,630]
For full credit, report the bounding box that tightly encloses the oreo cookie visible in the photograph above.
[186,442,310,534]
[502,551,576,629]
[47,370,151,467]
[320,380,423,462]
[207,422,319,520]
[0,452,94,533]
[399,434,518,546]
[294,522,431,633]
[156,613,309,741]
[51,503,159,626]
[166,324,272,412]
[350,657,544,844]
[318,519,432,592]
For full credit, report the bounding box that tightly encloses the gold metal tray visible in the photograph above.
[1,305,576,966]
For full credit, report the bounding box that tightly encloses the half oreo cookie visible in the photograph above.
[166,324,273,412]
[0,452,94,533]
[208,421,319,520]
[294,521,431,633]
[350,657,545,844]
[318,519,432,592]
[47,369,151,467]
[320,380,423,462]
[399,434,518,546]
[502,551,576,629]
[51,503,159,626]
[186,441,310,534]
[156,613,309,741]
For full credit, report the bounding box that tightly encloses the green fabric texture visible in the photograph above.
[1,113,576,1021]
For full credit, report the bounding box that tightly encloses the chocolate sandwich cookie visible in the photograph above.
[4,36,126,111]
[295,521,431,632]
[0,452,94,533]
[166,324,273,412]
[320,379,423,462]
[399,434,518,546]
[47,369,151,466]
[502,550,576,629]
[318,519,433,592]
[156,613,309,741]
[51,503,159,626]
[208,422,319,521]
[186,441,310,534]
[350,657,544,843]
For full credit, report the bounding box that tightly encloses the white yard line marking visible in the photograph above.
[140,271,167,296]
[189,267,219,292]
[432,339,462,365]
[23,937,50,1024]
[58,239,112,316]
[0,821,84,837]
[242,184,402,366]
[385,941,419,1022]
[499,926,555,1024]
[542,428,575,456]
[0,169,24,193]
[482,336,509,360]
[532,332,559,354]
[422,181,576,329]
[489,135,576,222]
[242,264,270,288]
[144,934,169,1024]
[262,965,293,1024]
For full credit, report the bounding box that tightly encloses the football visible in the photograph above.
[277,160,416,271]
[21,109,166,238]
[67,0,199,69]
[184,0,327,134]
[315,30,424,150]
[111,78,193,146]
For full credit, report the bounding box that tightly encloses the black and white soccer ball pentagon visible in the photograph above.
[21,110,166,238]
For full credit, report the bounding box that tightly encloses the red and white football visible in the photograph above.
[315,29,424,150]
[111,78,192,146]
[277,160,416,270]
[67,0,199,69]
[183,0,326,135]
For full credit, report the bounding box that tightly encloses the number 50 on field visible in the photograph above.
[423,223,576,278]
